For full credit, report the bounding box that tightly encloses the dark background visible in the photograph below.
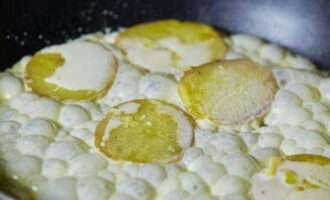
[1,0,330,70]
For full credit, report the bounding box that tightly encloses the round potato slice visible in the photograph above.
[94,99,194,164]
[251,154,330,200]
[179,58,279,125]
[25,41,117,101]
[115,19,227,73]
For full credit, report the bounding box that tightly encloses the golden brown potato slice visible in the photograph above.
[179,58,279,125]
[25,41,117,101]
[94,99,194,164]
[115,20,227,73]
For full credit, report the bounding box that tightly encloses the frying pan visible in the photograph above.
[1,0,330,70]
[0,0,330,199]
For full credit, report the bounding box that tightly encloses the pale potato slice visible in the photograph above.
[115,20,227,73]
[179,58,278,125]
[94,99,194,164]
[251,154,330,200]
[25,41,117,101]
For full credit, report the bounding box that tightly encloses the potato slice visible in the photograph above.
[179,58,278,125]
[25,41,117,101]
[115,20,227,73]
[94,99,194,164]
[251,154,330,200]
[285,154,330,166]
